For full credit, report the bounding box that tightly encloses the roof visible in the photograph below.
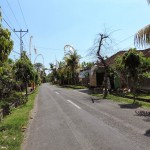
[105,51,126,66]
[139,48,150,58]
[98,48,150,67]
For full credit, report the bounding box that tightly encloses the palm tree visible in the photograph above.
[134,0,150,46]
[64,50,81,84]
[134,24,150,47]
[34,62,44,72]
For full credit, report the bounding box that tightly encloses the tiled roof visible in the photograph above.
[138,48,150,57]
[105,51,126,66]
[98,48,150,67]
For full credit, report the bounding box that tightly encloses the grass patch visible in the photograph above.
[0,88,39,150]
[90,93,150,109]
[126,93,150,100]
[61,85,86,89]
[51,83,87,89]
[68,85,86,89]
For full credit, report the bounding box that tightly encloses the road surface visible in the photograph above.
[23,83,150,150]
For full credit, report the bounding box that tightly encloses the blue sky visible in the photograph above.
[1,0,150,71]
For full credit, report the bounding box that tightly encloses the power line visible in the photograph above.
[16,0,30,57]
[2,18,20,39]
[2,18,22,55]
[2,2,29,52]
[6,0,21,28]
[112,34,134,47]
[12,50,20,55]
[2,12,28,55]
[2,18,14,32]
[1,7,14,30]
[17,0,28,29]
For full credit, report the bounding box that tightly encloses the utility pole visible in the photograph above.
[14,29,28,57]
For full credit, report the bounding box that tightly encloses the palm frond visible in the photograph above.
[134,24,150,47]
[147,0,150,4]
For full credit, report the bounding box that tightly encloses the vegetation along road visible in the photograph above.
[23,83,150,150]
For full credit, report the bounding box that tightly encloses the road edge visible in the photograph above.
[21,91,39,150]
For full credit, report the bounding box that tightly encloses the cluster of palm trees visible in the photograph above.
[49,49,81,85]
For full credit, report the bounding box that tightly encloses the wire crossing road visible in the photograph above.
[23,83,150,150]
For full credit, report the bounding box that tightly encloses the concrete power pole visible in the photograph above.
[14,29,28,57]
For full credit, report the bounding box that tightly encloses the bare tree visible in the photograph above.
[90,32,112,98]
[97,34,110,98]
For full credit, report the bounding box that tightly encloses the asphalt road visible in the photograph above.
[23,83,150,150]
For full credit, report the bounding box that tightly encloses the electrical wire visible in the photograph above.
[12,50,20,55]
[112,34,134,47]
[2,18,20,39]
[6,0,21,29]
[2,17,21,55]
[1,7,14,30]
[1,7,22,48]
[17,0,28,29]
[2,1,29,54]
[17,0,29,51]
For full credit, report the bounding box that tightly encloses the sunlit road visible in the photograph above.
[23,83,150,150]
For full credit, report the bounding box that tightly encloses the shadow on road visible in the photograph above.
[143,117,150,122]
[119,103,142,109]
[135,110,150,117]
[77,89,93,94]
[135,110,150,122]
[90,97,101,103]
[144,129,150,137]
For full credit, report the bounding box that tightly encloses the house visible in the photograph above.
[86,51,125,88]
[84,48,150,90]
[79,68,90,86]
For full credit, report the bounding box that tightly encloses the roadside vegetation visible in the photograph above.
[0,17,46,114]
[90,93,150,109]
[0,16,45,149]
[49,45,150,106]
[0,88,38,150]
[1,1,150,148]
[62,85,86,89]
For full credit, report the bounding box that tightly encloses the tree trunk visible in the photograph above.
[133,77,137,104]
[25,82,28,97]
[103,69,108,99]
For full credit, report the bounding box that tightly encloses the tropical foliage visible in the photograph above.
[13,51,35,96]
[0,27,14,104]
[49,50,81,85]
[0,59,14,100]
[0,27,13,62]
[81,61,94,69]
[134,0,150,47]
[64,50,81,84]
[34,62,46,83]
[114,48,150,102]
[134,24,150,47]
